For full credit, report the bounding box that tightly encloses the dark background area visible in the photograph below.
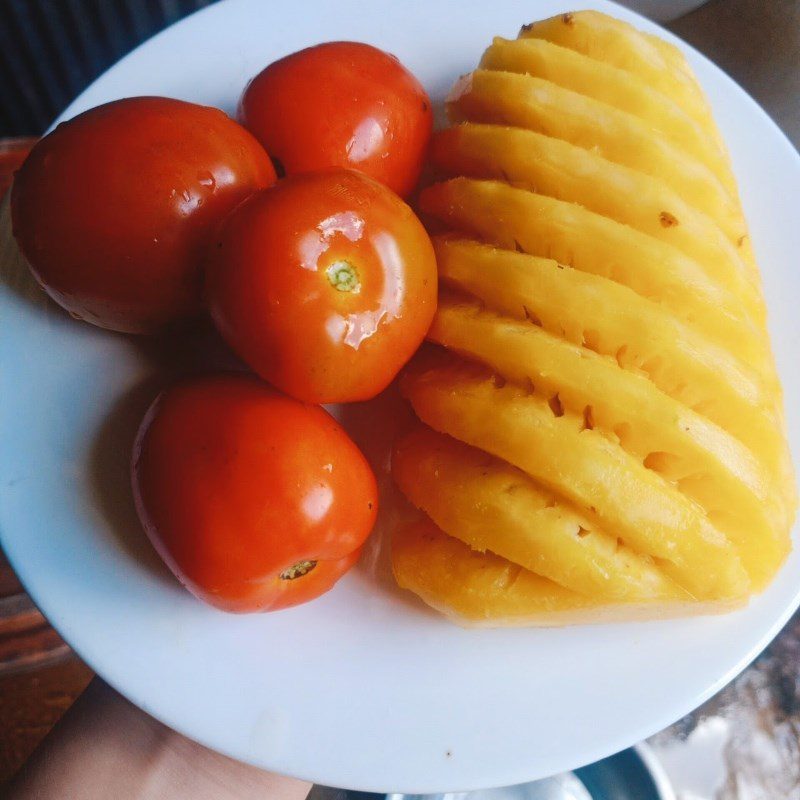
[0,0,218,136]
[1,0,798,146]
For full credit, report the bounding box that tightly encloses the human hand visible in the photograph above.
[4,677,313,800]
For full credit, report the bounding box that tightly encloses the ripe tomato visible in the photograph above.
[132,373,378,613]
[206,169,437,404]
[238,41,432,198]
[11,97,275,334]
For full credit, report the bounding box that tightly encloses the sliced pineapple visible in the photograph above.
[401,354,750,601]
[392,518,609,626]
[394,424,687,601]
[420,178,764,340]
[447,70,747,254]
[392,10,795,625]
[479,36,735,196]
[426,234,790,491]
[516,11,760,273]
[431,125,761,318]
[517,11,720,147]
[393,518,743,626]
[429,296,791,587]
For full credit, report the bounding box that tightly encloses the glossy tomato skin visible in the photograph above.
[206,169,437,404]
[11,97,276,334]
[132,373,378,613]
[238,42,432,198]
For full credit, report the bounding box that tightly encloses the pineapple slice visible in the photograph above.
[393,10,795,625]
[431,124,761,320]
[392,518,742,627]
[401,354,749,601]
[516,10,762,275]
[447,69,747,254]
[420,178,774,412]
[429,297,791,587]
[420,178,764,339]
[428,234,791,493]
[479,36,735,196]
[393,518,610,626]
[517,11,720,147]
[393,424,687,601]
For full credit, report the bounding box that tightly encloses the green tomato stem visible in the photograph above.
[326,260,360,293]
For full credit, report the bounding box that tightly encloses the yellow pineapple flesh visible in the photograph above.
[447,69,748,257]
[401,354,749,601]
[518,11,720,145]
[392,9,796,625]
[431,125,760,316]
[479,36,735,195]
[421,179,765,342]
[394,424,687,601]
[429,297,791,587]
[392,518,744,627]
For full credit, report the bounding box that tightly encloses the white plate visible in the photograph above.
[1,0,798,793]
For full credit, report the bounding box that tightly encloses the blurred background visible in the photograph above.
[0,0,798,797]
[1,0,215,137]
[0,0,798,144]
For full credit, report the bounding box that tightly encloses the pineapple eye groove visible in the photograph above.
[280,560,318,580]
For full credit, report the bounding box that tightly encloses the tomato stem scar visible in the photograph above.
[326,260,360,293]
[280,560,318,580]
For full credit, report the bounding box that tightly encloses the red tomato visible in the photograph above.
[132,373,378,613]
[238,41,432,197]
[11,97,276,334]
[205,169,437,404]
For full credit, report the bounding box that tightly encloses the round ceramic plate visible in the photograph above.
[1,0,798,793]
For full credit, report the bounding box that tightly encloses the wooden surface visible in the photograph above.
[0,0,798,787]
[0,659,92,784]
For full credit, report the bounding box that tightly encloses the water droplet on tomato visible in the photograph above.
[197,170,216,191]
